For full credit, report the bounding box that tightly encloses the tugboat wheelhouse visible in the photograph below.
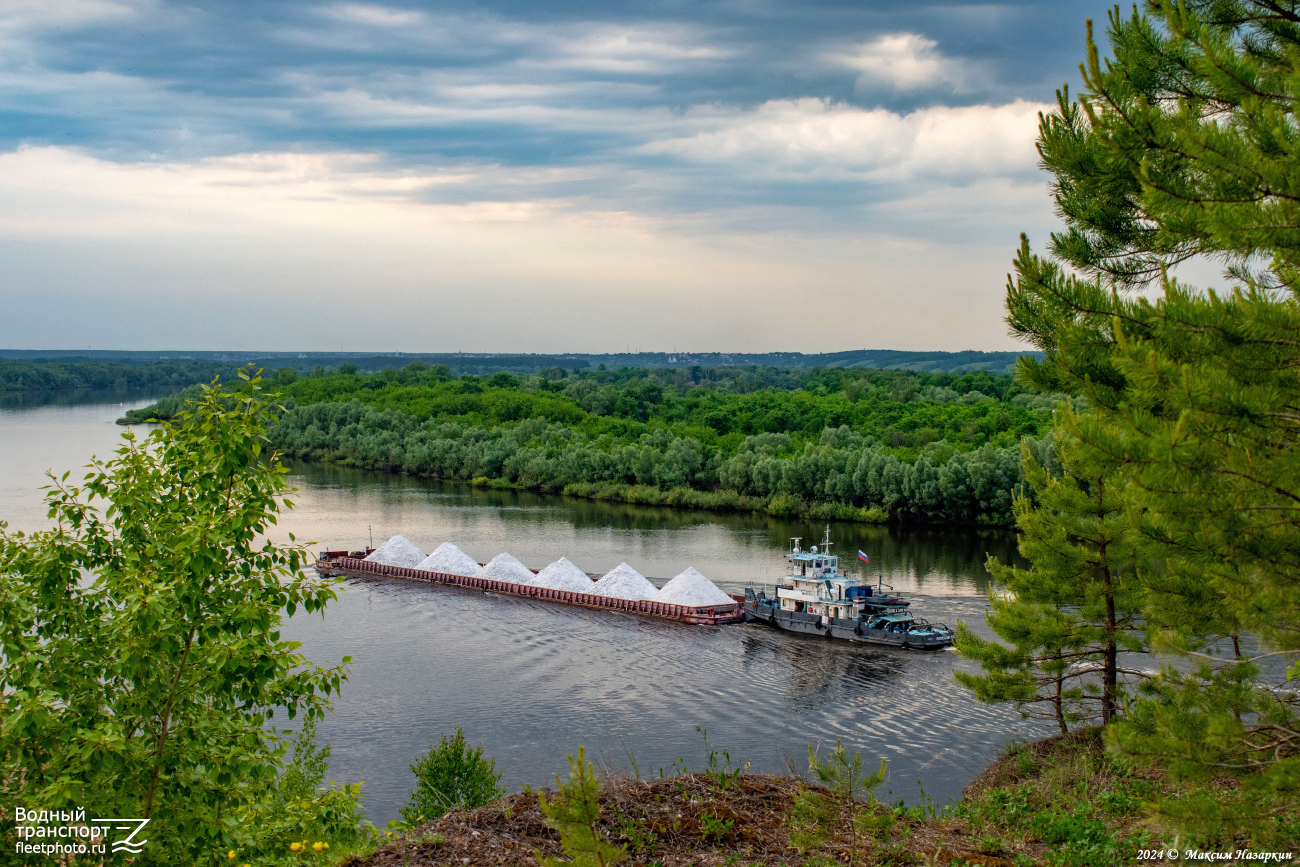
[743,526,953,649]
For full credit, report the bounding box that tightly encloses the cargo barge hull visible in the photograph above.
[315,552,745,626]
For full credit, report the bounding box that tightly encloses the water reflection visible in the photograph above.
[285,461,1018,596]
[737,631,905,711]
[0,385,181,411]
[0,396,1045,826]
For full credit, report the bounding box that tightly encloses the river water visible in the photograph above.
[0,394,1049,824]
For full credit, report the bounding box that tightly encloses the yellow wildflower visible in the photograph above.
[289,842,302,852]
[312,842,324,852]
[227,851,236,860]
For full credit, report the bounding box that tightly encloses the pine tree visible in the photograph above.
[956,445,1147,732]
[789,742,887,866]
[1001,0,1300,840]
[535,747,626,867]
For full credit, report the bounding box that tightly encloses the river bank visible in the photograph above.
[350,729,1198,867]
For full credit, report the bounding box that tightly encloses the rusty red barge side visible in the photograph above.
[314,552,745,626]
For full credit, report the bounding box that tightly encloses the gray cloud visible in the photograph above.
[0,0,1115,351]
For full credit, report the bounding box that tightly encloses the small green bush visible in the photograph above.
[536,747,626,867]
[229,717,377,865]
[766,492,801,517]
[401,729,504,825]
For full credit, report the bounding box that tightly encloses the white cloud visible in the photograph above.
[291,11,730,75]
[0,0,143,32]
[641,97,1049,182]
[826,33,975,93]
[324,3,426,27]
[526,24,734,74]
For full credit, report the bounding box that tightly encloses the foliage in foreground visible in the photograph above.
[229,717,378,866]
[402,728,504,826]
[790,742,887,866]
[967,0,1300,842]
[362,731,1298,867]
[956,443,1148,733]
[0,374,358,864]
[536,747,627,867]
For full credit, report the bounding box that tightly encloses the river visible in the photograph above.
[0,393,1048,824]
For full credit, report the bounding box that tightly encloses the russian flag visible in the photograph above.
[857,550,870,563]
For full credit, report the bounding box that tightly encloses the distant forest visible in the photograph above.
[0,359,233,394]
[0,346,1038,379]
[128,362,1069,526]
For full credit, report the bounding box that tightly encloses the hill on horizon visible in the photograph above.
[0,348,1037,376]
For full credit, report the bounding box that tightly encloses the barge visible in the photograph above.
[314,551,745,626]
[742,529,954,649]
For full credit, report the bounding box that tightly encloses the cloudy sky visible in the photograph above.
[0,0,1115,353]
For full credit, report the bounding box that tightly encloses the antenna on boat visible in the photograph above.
[822,524,832,553]
[791,536,801,553]
[369,524,373,549]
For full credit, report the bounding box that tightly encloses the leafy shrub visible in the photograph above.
[0,375,348,864]
[228,717,377,865]
[1030,809,1123,867]
[401,729,504,824]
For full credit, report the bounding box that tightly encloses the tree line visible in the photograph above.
[117,363,1062,525]
[267,401,1052,525]
[0,359,234,394]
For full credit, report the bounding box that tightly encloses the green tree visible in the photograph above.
[956,446,1147,732]
[535,747,626,867]
[401,728,504,825]
[1002,0,1300,840]
[0,373,349,863]
[789,742,887,866]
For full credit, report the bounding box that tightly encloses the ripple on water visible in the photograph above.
[0,397,1040,825]
[286,576,1048,824]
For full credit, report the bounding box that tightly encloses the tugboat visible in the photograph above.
[743,527,953,649]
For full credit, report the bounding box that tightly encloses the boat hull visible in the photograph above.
[743,596,952,649]
[315,553,745,626]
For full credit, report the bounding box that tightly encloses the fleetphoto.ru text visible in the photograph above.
[13,806,148,858]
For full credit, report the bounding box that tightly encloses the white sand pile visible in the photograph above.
[593,563,659,601]
[417,542,481,576]
[363,535,426,568]
[531,557,597,594]
[652,567,733,607]
[474,552,536,585]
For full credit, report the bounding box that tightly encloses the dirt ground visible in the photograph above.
[348,771,1018,867]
